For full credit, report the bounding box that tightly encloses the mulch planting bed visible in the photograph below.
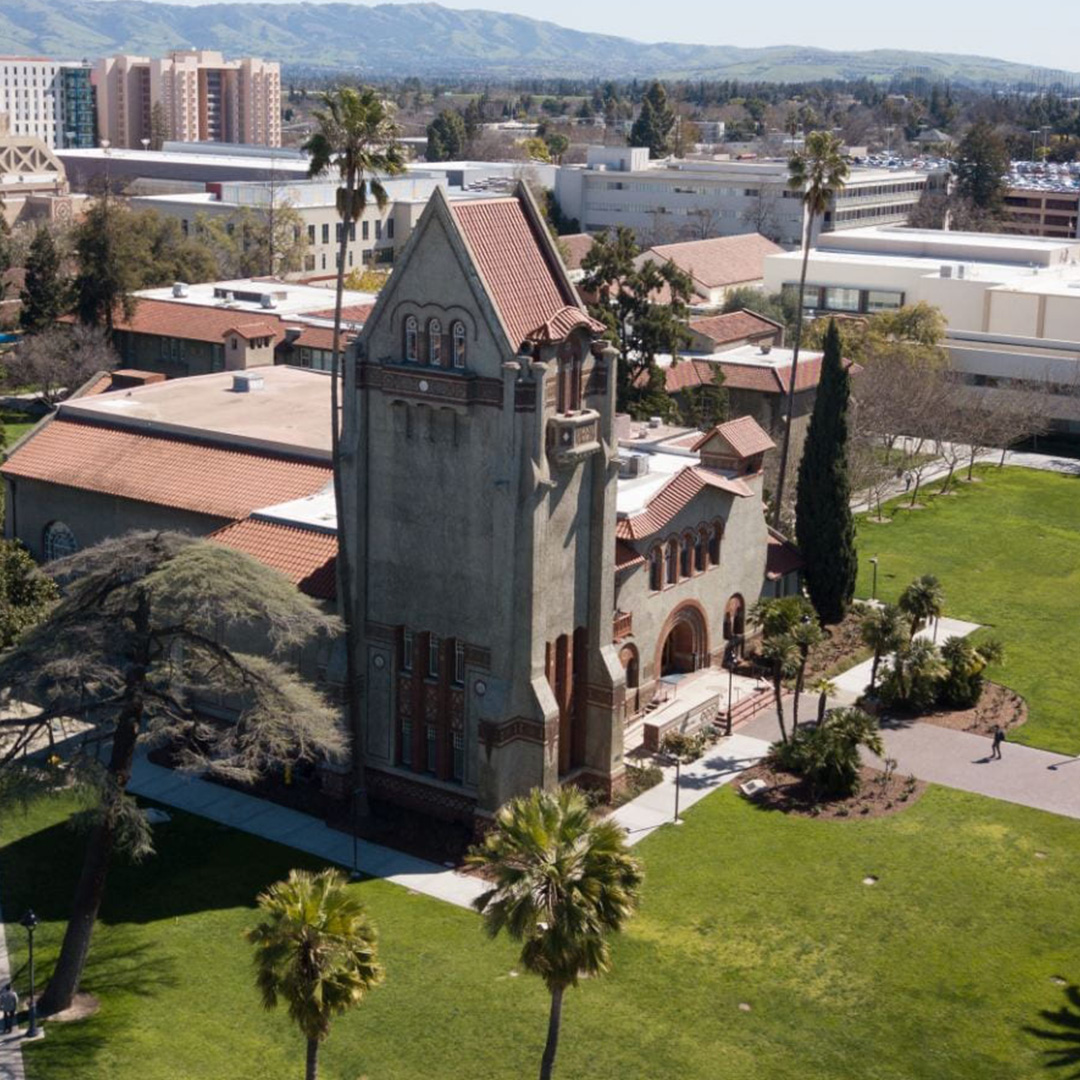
[737,762,927,820]
[884,682,1027,739]
[801,610,872,681]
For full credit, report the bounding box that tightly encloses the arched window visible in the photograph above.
[680,534,693,578]
[649,547,663,592]
[404,316,418,362]
[665,538,679,586]
[428,318,442,366]
[708,522,723,566]
[695,529,706,572]
[452,321,466,369]
[43,521,77,562]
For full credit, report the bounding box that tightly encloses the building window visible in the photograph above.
[42,521,77,562]
[375,219,382,241]
[428,319,442,366]
[387,218,395,240]
[680,534,693,578]
[709,523,722,566]
[335,222,343,242]
[452,321,466,369]
[402,629,414,672]
[452,732,464,782]
[321,223,329,244]
[649,548,663,591]
[426,724,437,773]
[695,530,706,572]
[401,720,412,766]
[404,316,418,362]
[362,220,369,240]
[666,539,678,585]
[823,286,861,313]
[428,634,440,678]
[454,640,465,685]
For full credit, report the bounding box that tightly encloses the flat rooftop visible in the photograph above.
[56,147,312,172]
[135,278,377,320]
[60,366,332,460]
[815,225,1080,261]
[616,445,696,516]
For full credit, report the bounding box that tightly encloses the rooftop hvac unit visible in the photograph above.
[172,281,188,297]
[648,416,662,428]
[232,372,265,393]
[619,454,651,478]
[957,264,966,279]
[259,293,277,309]
[941,265,953,278]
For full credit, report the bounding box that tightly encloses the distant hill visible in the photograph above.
[0,0,1074,84]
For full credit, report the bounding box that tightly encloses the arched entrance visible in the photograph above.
[658,603,709,676]
[723,594,746,658]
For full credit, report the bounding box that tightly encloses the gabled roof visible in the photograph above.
[692,416,776,458]
[689,310,783,347]
[309,303,374,324]
[211,518,337,600]
[616,465,752,541]
[226,321,278,341]
[448,191,604,350]
[559,233,595,271]
[638,234,784,291]
[615,538,645,571]
[1,418,332,520]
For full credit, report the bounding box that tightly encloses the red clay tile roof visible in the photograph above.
[692,416,775,458]
[1,419,333,520]
[113,299,289,347]
[639,234,784,291]
[290,325,338,350]
[615,538,645,571]
[616,465,752,540]
[559,233,595,271]
[227,321,278,341]
[211,518,337,600]
[766,532,804,580]
[689,310,782,347]
[309,304,374,324]
[450,196,602,349]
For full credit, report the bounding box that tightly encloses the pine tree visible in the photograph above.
[794,319,857,625]
[629,81,676,158]
[19,226,67,333]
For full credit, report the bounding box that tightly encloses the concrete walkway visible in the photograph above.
[610,733,771,845]
[0,869,27,1080]
[127,755,487,911]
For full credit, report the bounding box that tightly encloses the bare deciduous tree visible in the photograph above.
[4,323,118,406]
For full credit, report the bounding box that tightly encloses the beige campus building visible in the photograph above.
[95,51,280,149]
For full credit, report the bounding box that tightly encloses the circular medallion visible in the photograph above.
[474,679,487,697]
[418,379,429,392]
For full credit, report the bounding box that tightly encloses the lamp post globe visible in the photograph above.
[19,909,38,1038]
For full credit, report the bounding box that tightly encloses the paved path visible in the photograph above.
[0,869,27,1080]
[611,733,771,844]
[127,755,487,911]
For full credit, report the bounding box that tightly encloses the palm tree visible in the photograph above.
[468,788,642,1080]
[761,634,800,744]
[860,603,904,690]
[810,677,837,725]
[789,617,824,732]
[303,87,404,813]
[247,868,384,1080]
[898,574,945,642]
[770,130,849,528]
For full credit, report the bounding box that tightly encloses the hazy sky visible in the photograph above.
[158,0,1080,73]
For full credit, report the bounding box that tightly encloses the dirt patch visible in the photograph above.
[45,992,100,1023]
[801,610,872,682]
[887,682,1027,738]
[737,762,926,820]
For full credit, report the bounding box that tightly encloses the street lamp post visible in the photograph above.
[672,754,681,824]
[19,910,38,1038]
[869,556,879,601]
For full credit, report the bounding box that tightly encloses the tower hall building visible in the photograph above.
[2,185,790,824]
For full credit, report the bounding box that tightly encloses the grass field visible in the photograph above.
[855,465,1080,755]
[3,785,1079,1080]
[1,409,40,448]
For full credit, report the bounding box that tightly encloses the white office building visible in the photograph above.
[763,226,1080,433]
[555,146,931,247]
[0,57,94,148]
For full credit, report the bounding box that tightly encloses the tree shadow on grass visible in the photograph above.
[1025,983,1080,1077]
[1,805,328,926]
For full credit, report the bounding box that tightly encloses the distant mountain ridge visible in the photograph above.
[0,0,1073,84]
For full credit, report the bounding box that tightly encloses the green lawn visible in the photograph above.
[4,787,1080,1080]
[1,409,41,448]
[855,465,1080,755]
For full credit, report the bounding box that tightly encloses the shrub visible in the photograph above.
[660,730,707,762]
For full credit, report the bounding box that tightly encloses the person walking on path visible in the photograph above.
[991,725,1006,761]
[0,983,17,1034]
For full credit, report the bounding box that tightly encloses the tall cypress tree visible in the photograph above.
[795,318,857,625]
[19,226,67,333]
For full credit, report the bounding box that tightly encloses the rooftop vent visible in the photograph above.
[259,293,277,309]
[759,343,772,355]
[172,281,189,298]
[232,372,265,393]
[618,454,651,478]
[648,416,662,429]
